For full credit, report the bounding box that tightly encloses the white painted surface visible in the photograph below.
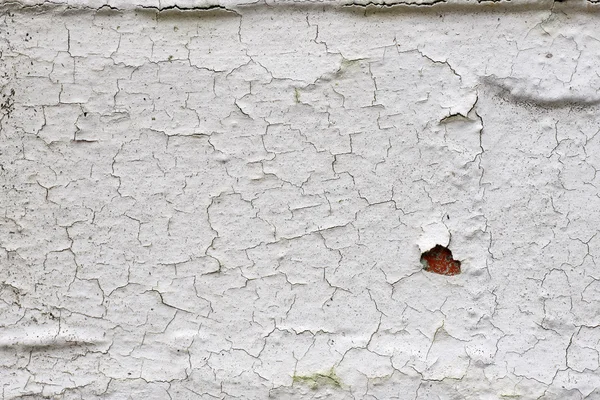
[1,1,600,398]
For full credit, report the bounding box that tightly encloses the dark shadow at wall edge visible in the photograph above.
[2,0,600,17]
[238,0,600,16]
[0,2,241,19]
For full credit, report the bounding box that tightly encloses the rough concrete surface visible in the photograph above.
[1,0,600,398]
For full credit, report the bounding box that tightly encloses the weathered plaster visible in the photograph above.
[2,0,600,398]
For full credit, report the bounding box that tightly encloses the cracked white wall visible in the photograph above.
[1,0,600,398]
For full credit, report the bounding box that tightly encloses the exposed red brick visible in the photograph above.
[421,245,461,276]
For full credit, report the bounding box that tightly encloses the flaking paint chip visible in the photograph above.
[420,245,461,276]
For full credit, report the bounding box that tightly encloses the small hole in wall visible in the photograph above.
[420,245,461,276]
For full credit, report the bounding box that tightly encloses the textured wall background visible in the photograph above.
[2,0,600,398]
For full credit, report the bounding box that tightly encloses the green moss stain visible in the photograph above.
[340,58,360,69]
[336,58,362,79]
[292,368,341,389]
[294,88,301,103]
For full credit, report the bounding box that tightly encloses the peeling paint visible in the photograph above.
[1,1,600,399]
